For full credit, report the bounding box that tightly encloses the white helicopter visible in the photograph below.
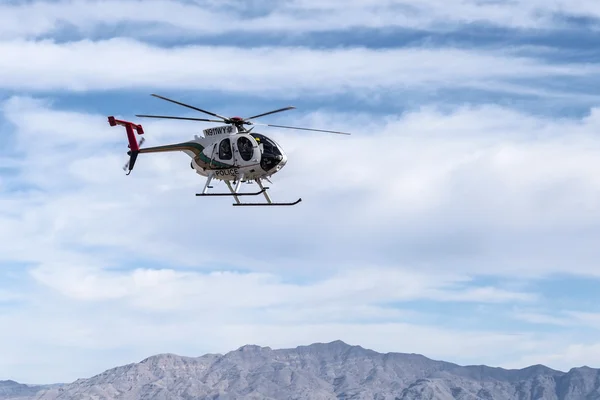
[108,94,351,206]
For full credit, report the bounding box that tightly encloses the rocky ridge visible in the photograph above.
[2,341,599,399]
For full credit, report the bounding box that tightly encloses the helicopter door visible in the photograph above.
[216,138,233,163]
[233,135,259,167]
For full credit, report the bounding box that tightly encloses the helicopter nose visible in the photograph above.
[277,147,287,169]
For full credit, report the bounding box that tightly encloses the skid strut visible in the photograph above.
[195,189,267,197]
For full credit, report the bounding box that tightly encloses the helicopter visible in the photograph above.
[107,94,351,206]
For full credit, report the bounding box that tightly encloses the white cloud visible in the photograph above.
[27,263,535,313]
[513,310,600,330]
[565,311,600,330]
[0,0,599,40]
[517,310,600,330]
[0,289,22,302]
[512,311,574,327]
[0,38,597,97]
[503,342,600,371]
[3,96,600,277]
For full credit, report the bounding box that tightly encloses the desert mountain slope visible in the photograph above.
[2,340,599,399]
[0,381,57,400]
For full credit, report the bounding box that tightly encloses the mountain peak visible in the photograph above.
[236,344,272,352]
[324,339,352,347]
[140,352,183,363]
[302,339,354,350]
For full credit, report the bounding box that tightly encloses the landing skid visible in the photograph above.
[232,198,302,207]
[197,176,301,207]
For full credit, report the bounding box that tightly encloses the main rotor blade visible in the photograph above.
[135,114,224,123]
[245,106,296,121]
[150,94,229,121]
[253,123,351,135]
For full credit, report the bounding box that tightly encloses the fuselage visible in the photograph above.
[187,131,287,181]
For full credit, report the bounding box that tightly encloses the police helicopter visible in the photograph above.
[108,94,351,206]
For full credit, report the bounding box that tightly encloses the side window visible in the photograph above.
[219,138,232,160]
[237,136,254,162]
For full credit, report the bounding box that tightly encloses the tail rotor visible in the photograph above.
[122,136,145,174]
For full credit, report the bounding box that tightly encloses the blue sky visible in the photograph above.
[2,0,600,384]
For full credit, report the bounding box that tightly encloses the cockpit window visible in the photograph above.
[219,138,232,160]
[237,136,254,162]
[250,133,281,156]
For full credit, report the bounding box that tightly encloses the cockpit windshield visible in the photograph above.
[250,133,281,157]
[250,133,283,172]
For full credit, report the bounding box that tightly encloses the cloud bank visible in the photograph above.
[2,95,600,382]
[1,38,597,97]
[1,0,600,40]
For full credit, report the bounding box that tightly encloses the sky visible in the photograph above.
[2,0,600,385]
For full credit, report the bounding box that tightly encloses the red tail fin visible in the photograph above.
[108,116,145,174]
[108,116,144,152]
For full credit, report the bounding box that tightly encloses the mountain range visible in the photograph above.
[2,340,599,399]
